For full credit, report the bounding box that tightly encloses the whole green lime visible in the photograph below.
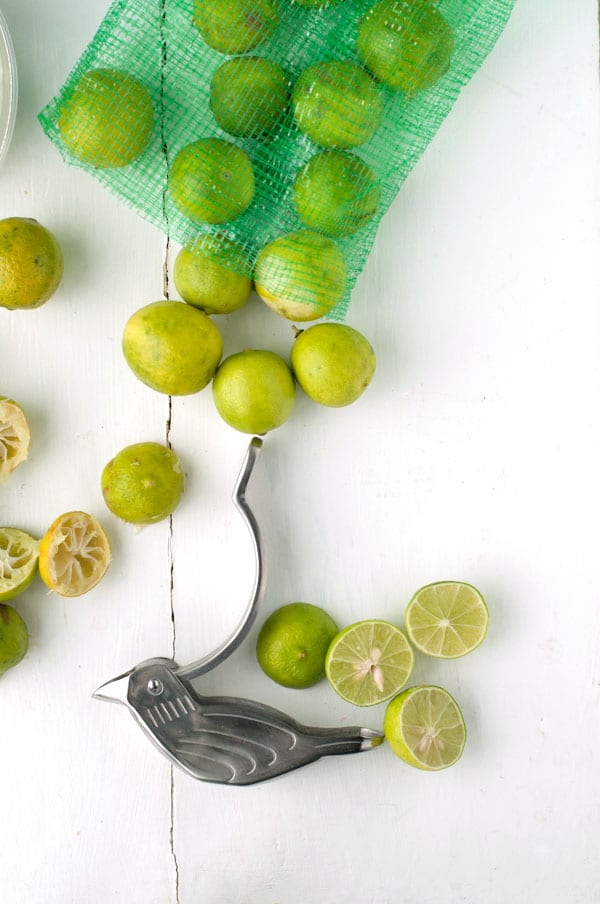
[0,218,63,310]
[169,138,255,225]
[293,151,381,236]
[291,323,376,407]
[212,350,296,434]
[293,61,383,149]
[193,0,279,53]
[357,0,454,93]
[122,300,223,395]
[0,604,28,677]
[58,68,154,168]
[254,230,347,321]
[210,58,290,139]
[174,236,252,315]
[256,602,338,688]
[102,442,184,525]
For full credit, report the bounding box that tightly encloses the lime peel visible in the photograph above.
[0,398,31,483]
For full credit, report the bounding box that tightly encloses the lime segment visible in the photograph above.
[325,619,414,706]
[0,528,39,601]
[384,686,466,770]
[405,581,489,659]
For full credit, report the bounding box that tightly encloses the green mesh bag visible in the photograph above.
[39,0,516,320]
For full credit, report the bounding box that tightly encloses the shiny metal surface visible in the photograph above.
[94,437,383,784]
[0,9,17,165]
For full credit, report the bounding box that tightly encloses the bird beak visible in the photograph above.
[92,669,132,706]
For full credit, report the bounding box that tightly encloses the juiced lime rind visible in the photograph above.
[39,511,111,598]
[405,581,489,659]
[0,604,29,677]
[0,398,31,482]
[325,619,414,706]
[384,685,466,770]
[0,528,39,602]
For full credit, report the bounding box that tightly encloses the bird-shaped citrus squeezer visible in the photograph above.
[93,438,383,785]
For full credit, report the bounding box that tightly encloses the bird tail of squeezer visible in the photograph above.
[312,727,384,757]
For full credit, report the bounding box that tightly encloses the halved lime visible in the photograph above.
[405,581,489,659]
[325,619,414,706]
[0,398,30,482]
[384,686,466,770]
[0,527,39,601]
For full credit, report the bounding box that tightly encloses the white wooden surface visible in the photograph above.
[0,0,599,901]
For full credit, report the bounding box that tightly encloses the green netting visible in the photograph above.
[39,0,516,320]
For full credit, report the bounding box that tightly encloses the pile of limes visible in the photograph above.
[256,582,490,770]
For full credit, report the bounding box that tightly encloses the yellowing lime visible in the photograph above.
[0,604,28,677]
[173,235,252,315]
[193,0,279,53]
[255,230,347,322]
[256,602,339,688]
[291,323,376,407]
[0,398,30,482]
[384,686,466,770]
[58,68,154,168]
[0,218,63,310]
[122,300,223,396]
[169,138,255,225]
[325,620,414,706]
[102,442,184,525]
[0,528,39,601]
[39,511,111,598]
[405,581,489,659]
[212,349,296,434]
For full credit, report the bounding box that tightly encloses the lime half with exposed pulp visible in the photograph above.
[325,619,414,706]
[0,528,39,601]
[405,581,489,659]
[384,686,466,770]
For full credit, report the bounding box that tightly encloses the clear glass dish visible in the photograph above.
[0,8,17,165]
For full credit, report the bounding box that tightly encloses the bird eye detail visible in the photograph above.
[147,678,164,696]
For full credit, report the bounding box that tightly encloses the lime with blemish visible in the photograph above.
[174,236,252,315]
[193,0,280,53]
[0,218,63,310]
[102,442,184,525]
[122,300,223,395]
